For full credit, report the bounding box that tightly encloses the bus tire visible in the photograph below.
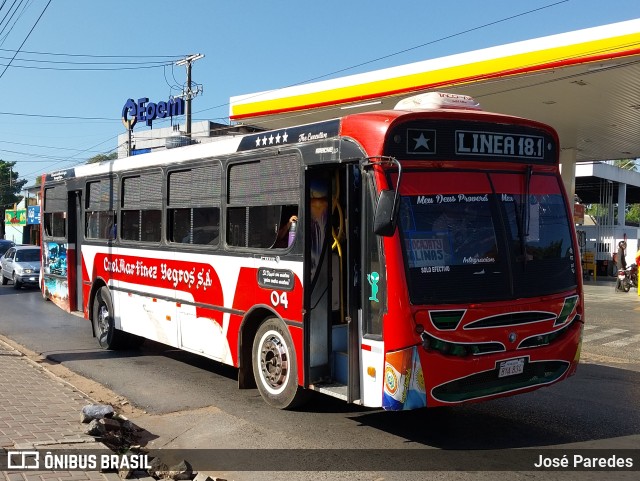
[252,318,307,410]
[93,286,125,350]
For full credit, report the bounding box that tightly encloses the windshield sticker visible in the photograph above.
[367,272,380,302]
[404,194,500,269]
[416,194,489,205]
[406,238,446,268]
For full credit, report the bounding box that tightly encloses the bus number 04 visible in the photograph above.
[270,291,289,309]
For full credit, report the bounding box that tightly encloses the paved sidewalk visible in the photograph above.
[0,339,117,481]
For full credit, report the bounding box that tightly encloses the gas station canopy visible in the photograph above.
[230,19,640,202]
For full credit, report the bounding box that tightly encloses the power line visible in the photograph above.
[0,0,30,48]
[0,0,51,81]
[195,0,570,115]
[0,61,175,71]
[0,110,117,120]
[0,55,177,66]
[0,48,184,59]
[0,0,27,43]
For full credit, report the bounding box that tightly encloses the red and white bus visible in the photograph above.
[40,92,583,410]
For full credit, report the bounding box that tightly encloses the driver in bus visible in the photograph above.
[432,203,465,262]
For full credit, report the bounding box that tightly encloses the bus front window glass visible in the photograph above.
[502,191,576,296]
[399,190,507,304]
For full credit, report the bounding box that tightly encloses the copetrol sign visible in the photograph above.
[121,97,185,129]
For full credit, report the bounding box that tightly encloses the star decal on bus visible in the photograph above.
[414,133,431,150]
[255,131,289,147]
[407,129,436,154]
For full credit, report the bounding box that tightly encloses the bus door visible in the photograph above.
[344,165,362,403]
[359,168,386,407]
[304,169,332,384]
[68,190,83,313]
[304,165,362,403]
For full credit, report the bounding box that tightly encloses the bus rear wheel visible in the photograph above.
[252,318,307,409]
[93,286,126,350]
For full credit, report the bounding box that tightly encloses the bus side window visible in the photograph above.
[227,155,300,249]
[364,175,385,337]
[121,172,162,243]
[273,206,298,248]
[226,205,297,249]
[167,165,221,246]
[246,205,280,248]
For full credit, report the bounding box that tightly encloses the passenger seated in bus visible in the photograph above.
[108,222,116,240]
[273,207,298,248]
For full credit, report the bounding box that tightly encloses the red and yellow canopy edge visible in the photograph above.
[230,32,640,121]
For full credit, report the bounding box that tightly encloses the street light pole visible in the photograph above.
[175,54,204,139]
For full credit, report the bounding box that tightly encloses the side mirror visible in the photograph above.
[374,190,399,237]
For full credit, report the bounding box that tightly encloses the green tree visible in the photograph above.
[87,152,117,164]
[625,203,640,226]
[0,160,28,239]
[614,158,637,171]
[617,159,639,225]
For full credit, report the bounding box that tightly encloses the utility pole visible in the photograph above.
[175,54,204,139]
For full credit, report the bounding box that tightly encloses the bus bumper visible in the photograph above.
[382,319,582,410]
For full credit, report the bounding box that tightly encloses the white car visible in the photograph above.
[0,245,41,289]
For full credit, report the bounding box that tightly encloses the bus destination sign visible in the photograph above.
[456,130,547,160]
[385,119,557,164]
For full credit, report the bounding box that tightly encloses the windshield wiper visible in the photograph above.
[517,165,533,266]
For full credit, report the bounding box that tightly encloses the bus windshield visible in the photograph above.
[398,171,577,304]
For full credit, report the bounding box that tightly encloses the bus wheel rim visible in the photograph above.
[98,304,110,336]
[258,331,289,394]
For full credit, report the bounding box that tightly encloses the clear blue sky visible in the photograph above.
[0,0,638,185]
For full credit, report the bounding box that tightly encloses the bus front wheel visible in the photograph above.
[252,318,307,409]
[93,286,125,350]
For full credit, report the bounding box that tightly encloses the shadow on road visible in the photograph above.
[0,285,40,295]
[349,363,640,449]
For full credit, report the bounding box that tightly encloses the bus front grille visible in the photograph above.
[431,360,569,403]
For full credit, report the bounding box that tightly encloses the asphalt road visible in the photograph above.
[1,280,639,480]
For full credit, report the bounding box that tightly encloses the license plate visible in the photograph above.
[29,277,36,281]
[498,358,525,378]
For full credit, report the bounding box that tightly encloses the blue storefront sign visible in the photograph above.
[122,97,185,128]
[27,205,40,225]
[132,148,151,156]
